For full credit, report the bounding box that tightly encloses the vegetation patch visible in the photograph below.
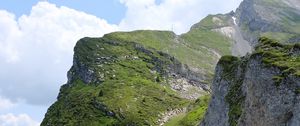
[295,88,300,95]
[255,37,300,79]
[225,79,245,126]
[218,55,240,80]
[272,76,284,87]
[164,95,211,126]
[178,95,211,126]
[219,55,246,126]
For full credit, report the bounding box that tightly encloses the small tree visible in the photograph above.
[156,76,161,82]
[98,90,104,97]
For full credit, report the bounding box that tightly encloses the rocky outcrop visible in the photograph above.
[201,37,300,126]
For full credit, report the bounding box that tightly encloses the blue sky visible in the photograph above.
[0,0,243,125]
[0,0,126,24]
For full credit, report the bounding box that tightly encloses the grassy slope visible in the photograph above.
[104,30,218,78]
[255,37,300,77]
[164,95,210,126]
[105,18,233,78]
[42,38,191,125]
[181,14,232,55]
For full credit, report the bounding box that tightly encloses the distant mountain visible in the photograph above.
[235,0,300,44]
[42,0,300,125]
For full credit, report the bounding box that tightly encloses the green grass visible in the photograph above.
[104,30,176,51]
[182,14,232,56]
[104,29,225,81]
[164,95,211,126]
[164,113,186,126]
[101,14,238,80]
[41,80,119,126]
[261,32,295,42]
[255,37,300,78]
[249,37,300,88]
[181,28,232,55]
[191,14,231,30]
[178,95,210,126]
[272,76,284,87]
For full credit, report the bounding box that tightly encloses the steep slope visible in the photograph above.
[201,37,300,126]
[41,37,210,126]
[182,13,252,56]
[235,0,300,44]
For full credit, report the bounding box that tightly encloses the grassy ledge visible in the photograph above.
[254,37,300,86]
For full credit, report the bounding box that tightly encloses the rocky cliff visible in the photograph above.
[201,37,300,126]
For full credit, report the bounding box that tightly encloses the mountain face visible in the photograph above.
[42,0,300,125]
[201,37,300,126]
[235,0,300,44]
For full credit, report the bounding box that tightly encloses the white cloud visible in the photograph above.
[0,11,21,63]
[0,97,16,110]
[0,113,39,126]
[0,1,118,105]
[119,0,243,34]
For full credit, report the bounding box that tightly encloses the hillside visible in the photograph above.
[41,37,210,125]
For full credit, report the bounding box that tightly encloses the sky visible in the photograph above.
[0,0,243,125]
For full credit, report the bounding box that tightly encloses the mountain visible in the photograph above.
[201,37,300,126]
[235,0,300,44]
[42,0,300,125]
[41,37,211,125]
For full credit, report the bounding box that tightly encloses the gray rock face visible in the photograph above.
[235,0,282,45]
[201,54,300,126]
[283,0,300,11]
[200,64,230,126]
[231,22,252,56]
[68,56,96,84]
[239,57,300,126]
[288,36,300,43]
[234,0,300,46]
